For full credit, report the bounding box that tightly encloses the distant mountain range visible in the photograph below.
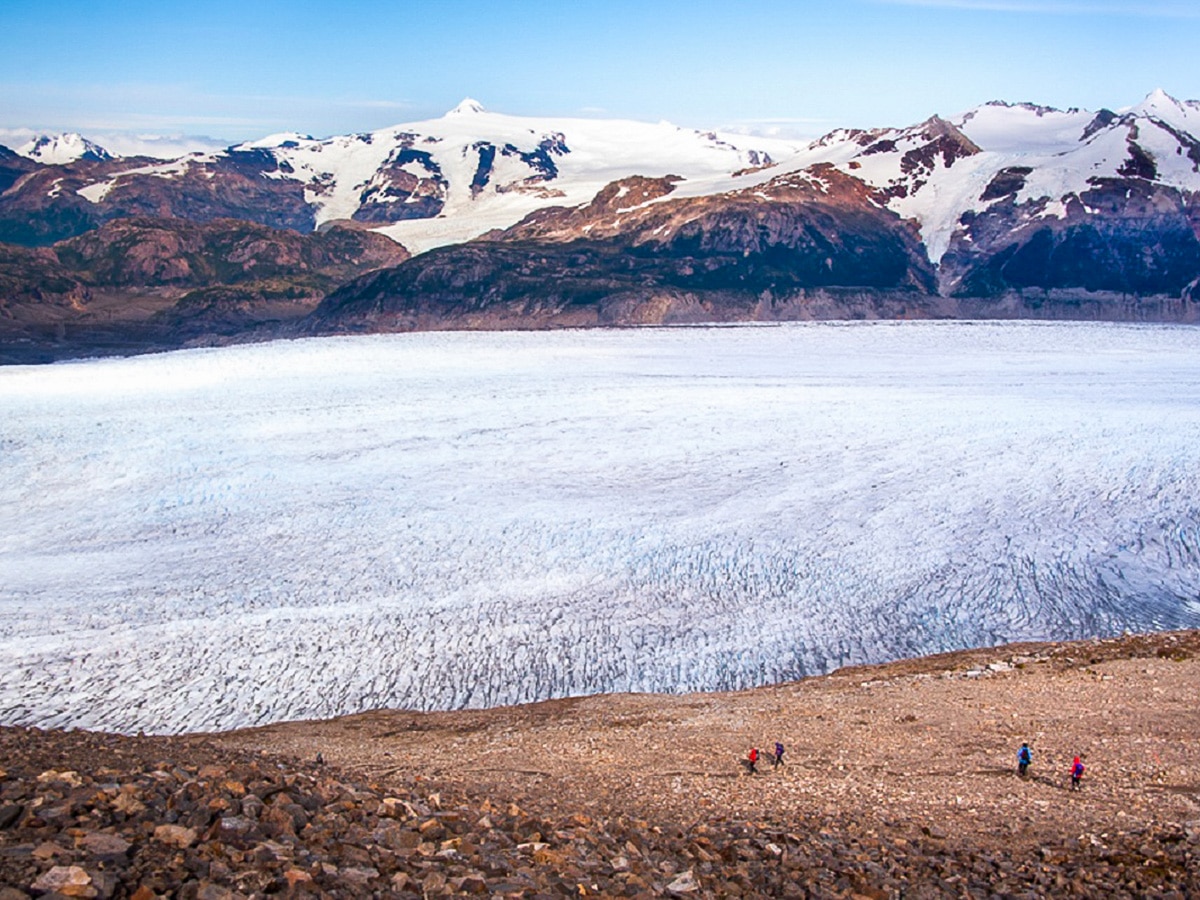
[3,91,1199,360]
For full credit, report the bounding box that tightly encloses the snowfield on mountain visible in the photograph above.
[3,320,1200,733]
[29,90,1200,264]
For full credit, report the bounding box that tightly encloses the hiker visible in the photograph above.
[1070,755,1085,790]
[1017,742,1032,777]
[745,747,759,775]
[772,741,785,769]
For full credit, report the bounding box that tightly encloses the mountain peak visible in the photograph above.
[1132,87,1182,114]
[448,97,487,116]
[17,132,112,165]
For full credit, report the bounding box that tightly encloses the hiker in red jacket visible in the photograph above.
[746,747,759,775]
[1070,755,1085,790]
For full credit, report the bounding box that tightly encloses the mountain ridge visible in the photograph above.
[3,91,1200,358]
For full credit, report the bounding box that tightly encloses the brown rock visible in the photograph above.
[112,791,146,816]
[421,871,447,894]
[32,841,68,860]
[340,867,379,887]
[390,872,411,892]
[283,868,312,888]
[378,797,413,819]
[455,875,489,894]
[37,770,84,787]
[194,884,236,900]
[30,865,96,898]
[0,803,23,829]
[666,869,699,894]
[79,832,132,859]
[153,823,198,848]
[417,818,446,841]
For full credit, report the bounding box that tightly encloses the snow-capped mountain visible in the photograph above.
[2,91,1200,355]
[220,98,798,253]
[4,91,1198,262]
[763,88,1200,285]
[0,99,795,249]
[308,90,1200,334]
[16,132,113,165]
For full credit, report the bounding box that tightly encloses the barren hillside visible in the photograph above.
[2,631,1198,897]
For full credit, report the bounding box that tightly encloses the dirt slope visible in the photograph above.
[224,631,1200,849]
[2,631,1198,897]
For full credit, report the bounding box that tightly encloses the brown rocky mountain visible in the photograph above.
[0,145,40,196]
[0,217,407,363]
[303,167,943,334]
[941,176,1200,301]
[2,630,1198,897]
[307,166,1200,336]
[0,150,317,248]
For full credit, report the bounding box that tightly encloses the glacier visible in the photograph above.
[3,321,1200,734]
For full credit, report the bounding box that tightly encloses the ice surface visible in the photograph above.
[952,103,1095,154]
[3,322,1200,734]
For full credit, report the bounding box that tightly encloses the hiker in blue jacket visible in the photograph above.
[1017,742,1032,777]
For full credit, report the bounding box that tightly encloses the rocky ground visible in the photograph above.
[2,631,1199,898]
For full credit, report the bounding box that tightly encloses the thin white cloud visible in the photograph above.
[873,0,1200,15]
[340,99,415,110]
[0,127,36,143]
[718,117,835,140]
[88,133,230,159]
[0,81,420,145]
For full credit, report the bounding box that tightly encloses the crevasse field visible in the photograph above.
[3,321,1200,734]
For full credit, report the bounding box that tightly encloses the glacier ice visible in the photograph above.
[2,321,1200,733]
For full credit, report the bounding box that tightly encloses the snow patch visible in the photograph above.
[74,158,199,204]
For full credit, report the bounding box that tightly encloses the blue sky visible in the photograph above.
[2,0,1198,148]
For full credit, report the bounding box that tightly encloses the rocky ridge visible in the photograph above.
[302,167,941,333]
[0,217,407,363]
[2,631,1198,897]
